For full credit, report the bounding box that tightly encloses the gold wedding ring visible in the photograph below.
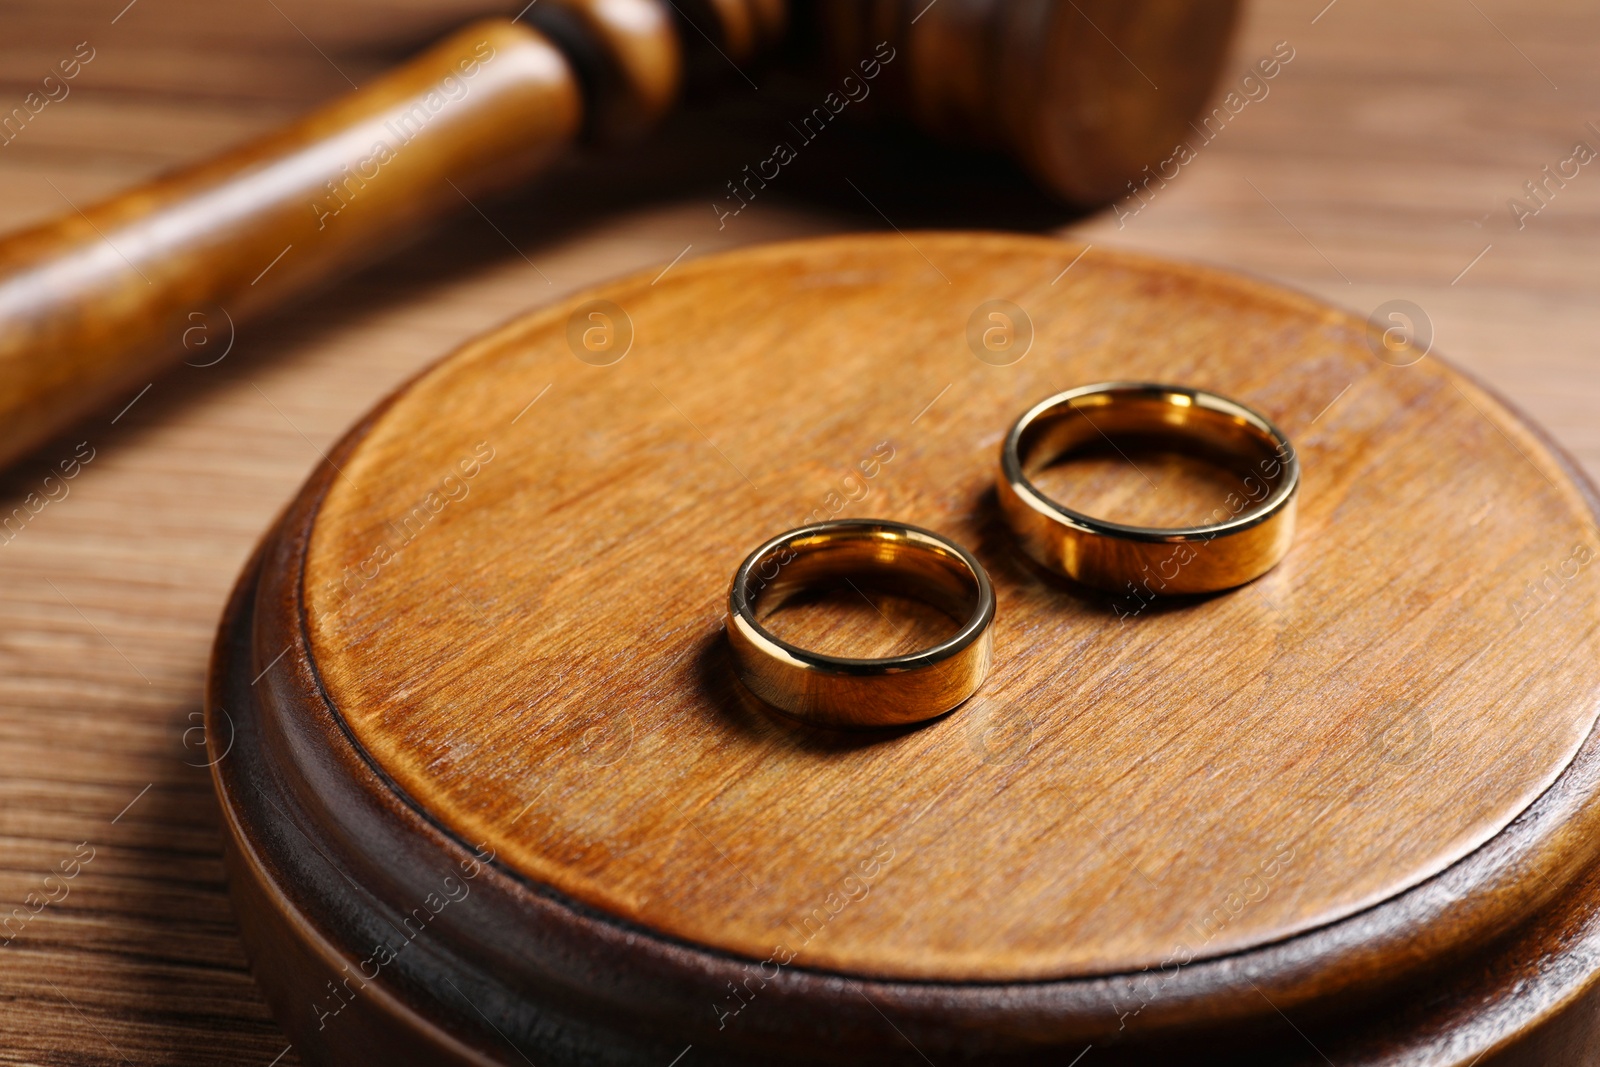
[726,520,995,729]
[997,383,1298,595]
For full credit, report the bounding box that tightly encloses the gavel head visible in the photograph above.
[530,0,1242,205]
[808,0,1243,204]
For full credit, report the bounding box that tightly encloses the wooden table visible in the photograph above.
[0,0,1594,1062]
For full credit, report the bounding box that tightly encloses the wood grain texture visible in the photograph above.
[1,0,1598,1061]
[209,423,1600,1064]
[299,232,1600,984]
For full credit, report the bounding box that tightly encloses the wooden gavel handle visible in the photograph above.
[0,0,1234,469]
[0,17,612,468]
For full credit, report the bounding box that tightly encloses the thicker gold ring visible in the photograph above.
[997,382,1299,595]
[726,520,996,729]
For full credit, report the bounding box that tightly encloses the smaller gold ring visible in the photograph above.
[997,382,1299,595]
[726,520,995,729]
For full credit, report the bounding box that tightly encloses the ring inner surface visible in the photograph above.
[746,531,979,660]
[1018,393,1290,530]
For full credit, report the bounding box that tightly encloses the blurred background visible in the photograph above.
[0,0,1594,1061]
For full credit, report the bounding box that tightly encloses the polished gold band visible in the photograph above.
[997,383,1299,595]
[726,520,995,729]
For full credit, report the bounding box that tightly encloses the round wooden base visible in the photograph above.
[207,234,1600,1063]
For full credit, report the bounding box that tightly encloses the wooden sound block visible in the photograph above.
[207,233,1600,1065]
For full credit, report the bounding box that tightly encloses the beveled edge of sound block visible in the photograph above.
[207,234,1600,1063]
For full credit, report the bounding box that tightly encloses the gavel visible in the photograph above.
[0,0,1237,469]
